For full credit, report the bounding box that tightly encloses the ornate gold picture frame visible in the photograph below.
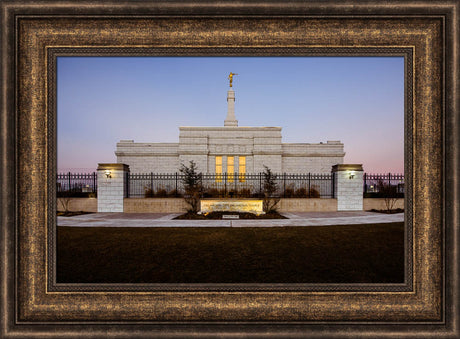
[1,1,458,338]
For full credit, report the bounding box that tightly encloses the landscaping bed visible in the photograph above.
[57,211,94,217]
[173,211,287,219]
[369,208,404,214]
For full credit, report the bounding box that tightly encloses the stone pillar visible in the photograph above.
[224,88,238,126]
[97,163,130,212]
[332,164,364,211]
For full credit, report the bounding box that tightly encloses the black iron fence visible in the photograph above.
[127,172,334,198]
[57,172,97,197]
[127,173,181,198]
[363,173,404,197]
[56,172,404,198]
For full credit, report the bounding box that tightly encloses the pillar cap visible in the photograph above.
[332,164,363,172]
[97,163,130,171]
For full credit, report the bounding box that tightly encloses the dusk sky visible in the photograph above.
[57,56,404,174]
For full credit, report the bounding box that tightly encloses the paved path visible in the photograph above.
[57,211,404,227]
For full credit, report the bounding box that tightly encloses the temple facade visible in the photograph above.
[116,82,345,174]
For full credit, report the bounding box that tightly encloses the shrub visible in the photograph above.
[251,191,263,199]
[227,190,237,198]
[168,189,181,197]
[284,184,295,198]
[294,187,307,198]
[238,188,251,198]
[155,188,168,197]
[144,187,154,198]
[377,180,399,211]
[202,188,221,198]
[57,191,95,198]
[57,191,72,214]
[308,187,320,198]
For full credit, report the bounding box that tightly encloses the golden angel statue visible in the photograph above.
[228,72,238,87]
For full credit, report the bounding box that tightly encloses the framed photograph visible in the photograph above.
[54,55,406,287]
[1,1,458,338]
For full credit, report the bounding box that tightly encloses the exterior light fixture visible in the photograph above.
[348,171,355,179]
[105,170,112,178]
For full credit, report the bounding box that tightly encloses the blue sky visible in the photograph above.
[57,56,404,173]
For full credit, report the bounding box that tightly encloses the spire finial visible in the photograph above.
[224,81,238,127]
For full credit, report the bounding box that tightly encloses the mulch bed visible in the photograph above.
[369,208,404,214]
[173,211,287,219]
[57,211,94,217]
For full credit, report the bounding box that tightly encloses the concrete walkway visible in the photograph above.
[57,211,404,227]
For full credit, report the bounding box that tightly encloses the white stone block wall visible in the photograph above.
[97,164,129,212]
[282,156,344,173]
[253,154,282,173]
[117,156,180,173]
[178,155,208,173]
[332,164,364,211]
[116,141,180,173]
[246,155,255,173]
[115,127,345,175]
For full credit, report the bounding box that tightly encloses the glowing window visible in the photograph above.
[239,156,246,182]
[215,156,222,182]
[227,156,234,182]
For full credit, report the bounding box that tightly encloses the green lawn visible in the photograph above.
[57,223,404,284]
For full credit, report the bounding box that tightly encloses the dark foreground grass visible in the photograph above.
[57,223,404,284]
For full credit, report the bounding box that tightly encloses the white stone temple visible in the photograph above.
[116,75,345,174]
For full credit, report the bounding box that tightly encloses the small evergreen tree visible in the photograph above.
[262,165,280,213]
[179,161,203,213]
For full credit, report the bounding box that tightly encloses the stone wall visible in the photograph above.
[278,198,337,212]
[363,198,404,211]
[123,198,337,213]
[56,198,97,212]
[253,154,282,173]
[115,127,344,174]
[282,156,344,173]
[118,155,180,173]
[56,197,404,213]
[123,198,189,213]
[116,140,180,173]
[178,154,208,173]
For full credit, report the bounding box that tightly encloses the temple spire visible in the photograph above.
[224,73,238,127]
